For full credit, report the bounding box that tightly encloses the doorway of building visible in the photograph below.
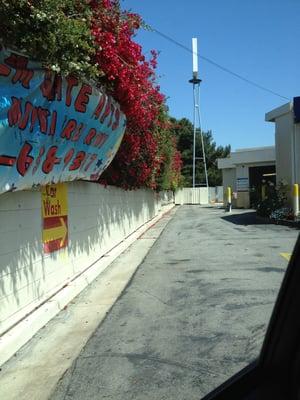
[249,165,276,207]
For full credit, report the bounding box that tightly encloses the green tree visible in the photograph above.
[170,117,231,187]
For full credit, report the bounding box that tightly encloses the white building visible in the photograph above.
[265,97,300,205]
[218,97,300,209]
[218,147,276,208]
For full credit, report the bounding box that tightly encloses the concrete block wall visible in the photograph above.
[0,182,171,335]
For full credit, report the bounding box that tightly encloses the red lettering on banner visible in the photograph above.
[100,97,112,123]
[69,151,86,171]
[40,71,53,100]
[0,155,16,167]
[83,154,97,171]
[84,129,108,148]
[54,75,62,101]
[74,84,92,113]
[18,101,33,130]
[84,128,96,145]
[107,103,115,128]
[8,97,22,127]
[37,107,50,134]
[5,53,34,88]
[60,119,77,140]
[93,95,106,119]
[112,107,120,131]
[93,133,108,148]
[49,110,57,136]
[42,146,61,174]
[71,123,84,142]
[17,142,34,176]
[30,107,38,132]
[12,69,33,88]
[7,97,58,136]
[63,148,75,170]
[65,76,78,107]
[32,146,45,175]
[40,72,62,102]
[0,63,11,77]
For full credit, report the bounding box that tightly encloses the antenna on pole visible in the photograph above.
[192,38,200,82]
[189,38,208,190]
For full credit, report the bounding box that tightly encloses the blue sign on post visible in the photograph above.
[0,48,126,194]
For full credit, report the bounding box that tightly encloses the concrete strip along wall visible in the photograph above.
[0,182,174,355]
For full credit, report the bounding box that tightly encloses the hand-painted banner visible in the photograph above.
[0,48,126,194]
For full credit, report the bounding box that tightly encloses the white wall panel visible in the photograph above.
[0,183,171,334]
[174,187,209,205]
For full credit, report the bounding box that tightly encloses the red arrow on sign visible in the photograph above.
[43,215,68,253]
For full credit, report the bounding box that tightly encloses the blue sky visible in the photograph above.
[122,0,300,150]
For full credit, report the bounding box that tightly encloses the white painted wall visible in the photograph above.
[295,123,300,186]
[265,100,299,206]
[0,183,173,335]
[222,168,236,201]
[230,146,275,165]
[218,146,275,169]
[274,113,294,186]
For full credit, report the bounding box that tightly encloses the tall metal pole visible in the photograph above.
[191,38,199,188]
[192,83,197,188]
[196,84,209,189]
[189,38,208,189]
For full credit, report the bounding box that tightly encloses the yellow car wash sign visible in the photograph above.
[41,183,68,253]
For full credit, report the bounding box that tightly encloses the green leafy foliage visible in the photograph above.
[169,117,231,187]
[0,0,183,190]
[270,207,294,221]
[256,182,288,217]
[154,113,183,191]
[0,0,98,79]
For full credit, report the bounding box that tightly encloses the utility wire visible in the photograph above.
[150,27,290,101]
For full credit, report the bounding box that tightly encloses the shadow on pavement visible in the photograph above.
[221,211,270,226]
[200,206,225,211]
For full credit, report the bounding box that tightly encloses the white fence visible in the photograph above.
[0,183,173,336]
[175,187,209,205]
[209,186,224,203]
[175,187,224,205]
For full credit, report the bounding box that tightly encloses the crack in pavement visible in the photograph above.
[131,286,171,307]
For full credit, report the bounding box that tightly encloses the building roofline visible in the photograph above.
[218,146,276,170]
[235,145,275,153]
[265,102,293,122]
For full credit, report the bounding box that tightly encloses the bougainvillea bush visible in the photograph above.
[0,0,182,190]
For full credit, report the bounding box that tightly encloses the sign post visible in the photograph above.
[293,183,299,218]
[42,183,68,253]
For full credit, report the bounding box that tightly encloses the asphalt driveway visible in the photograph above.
[51,206,299,400]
